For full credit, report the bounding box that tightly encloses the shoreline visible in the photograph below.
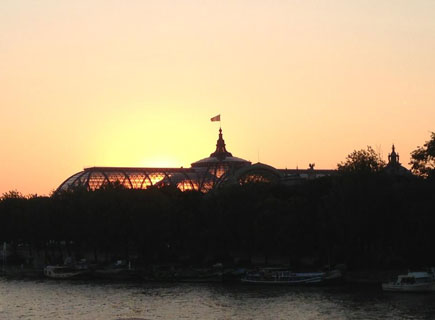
[1,265,402,285]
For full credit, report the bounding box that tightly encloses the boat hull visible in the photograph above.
[382,282,435,292]
[241,277,323,285]
[241,270,342,285]
[44,266,90,279]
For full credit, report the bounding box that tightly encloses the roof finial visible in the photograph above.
[388,144,399,165]
[210,127,232,160]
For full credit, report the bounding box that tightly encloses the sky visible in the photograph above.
[1,0,434,195]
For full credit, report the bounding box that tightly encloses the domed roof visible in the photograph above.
[191,128,251,168]
[235,162,283,178]
[384,145,412,176]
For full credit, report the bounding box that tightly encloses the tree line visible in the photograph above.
[0,133,434,269]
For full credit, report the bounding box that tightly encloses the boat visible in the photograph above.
[43,265,89,279]
[94,260,138,280]
[176,268,223,283]
[382,269,435,292]
[241,267,342,285]
[44,258,91,279]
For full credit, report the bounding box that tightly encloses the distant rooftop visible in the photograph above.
[191,128,251,168]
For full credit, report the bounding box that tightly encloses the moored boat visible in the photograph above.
[94,260,138,280]
[43,265,89,279]
[241,267,342,285]
[382,270,435,292]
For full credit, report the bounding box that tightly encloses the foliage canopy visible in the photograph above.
[1,175,435,269]
[410,132,435,178]
[337,146,386,174]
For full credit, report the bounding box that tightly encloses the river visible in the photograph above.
[1,279,435,320]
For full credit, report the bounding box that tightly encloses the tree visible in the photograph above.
[1,190,24,200]
[410,132,435,178]
[337,146,386,174]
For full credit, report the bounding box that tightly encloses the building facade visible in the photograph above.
[57,129,335,193]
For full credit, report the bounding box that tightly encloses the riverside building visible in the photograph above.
[57,129,335,193]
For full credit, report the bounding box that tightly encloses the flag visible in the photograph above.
[210,114,220,122]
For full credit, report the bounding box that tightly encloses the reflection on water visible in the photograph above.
[1,279,435,320]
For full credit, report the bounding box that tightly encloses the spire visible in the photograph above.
[210,128,232,160]
[388,144,399,165]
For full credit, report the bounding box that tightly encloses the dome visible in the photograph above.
[56,129,252,193]
[56,167,207,192]
[191,128,251,168]
[59,128,328,193]
[219,162,283,186]
[192,156,250,166]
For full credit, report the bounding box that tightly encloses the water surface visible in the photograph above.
[1,279,435,320]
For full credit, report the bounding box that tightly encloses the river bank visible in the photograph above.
[0,264,405,286]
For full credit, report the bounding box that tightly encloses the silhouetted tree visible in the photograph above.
[410,132,435,178]
[1,190,24,200]
[2,172,435,270]
[337,146,386,174]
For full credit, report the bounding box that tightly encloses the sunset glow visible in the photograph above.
[140,157,182,169]
[1,0,434,195]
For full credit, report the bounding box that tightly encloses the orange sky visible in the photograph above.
[1,1,434,195]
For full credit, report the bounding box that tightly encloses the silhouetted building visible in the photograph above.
[383,144,412,176]
[57,129,335,193]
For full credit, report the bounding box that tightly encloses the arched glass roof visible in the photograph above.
[56,128,335,193]
[57,166,233,193]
